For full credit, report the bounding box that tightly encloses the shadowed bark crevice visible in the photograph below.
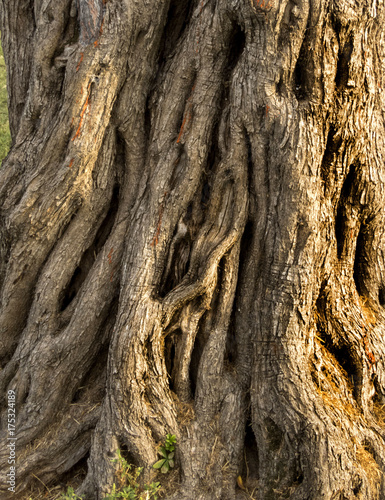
[160,203,199,297]
[226,23,246,81]
[378,287,385,308]
[335,32,354,89]
[159,0,196,64]
[320,125,342,191]
[335,163,356,260]
[354,222,370,297]
[165,331,178,393]
[224,300,238,366]
[320,335,360,401]
[293,39,309,100]
[242,413,259,491]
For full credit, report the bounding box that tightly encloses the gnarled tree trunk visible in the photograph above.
[1,0,385,498]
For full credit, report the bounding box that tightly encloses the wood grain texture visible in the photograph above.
[0,0,384,499]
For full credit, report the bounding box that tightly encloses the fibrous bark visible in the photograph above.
[0,0,385,499]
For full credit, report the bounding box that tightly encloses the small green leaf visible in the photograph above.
[167,452,174,459]
[158,446,168,458]
[160,461,170,474]
[168,459,175,468]
[165,435,176,451]
[153,458,166,469]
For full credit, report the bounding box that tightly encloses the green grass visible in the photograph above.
[0,37,11,163]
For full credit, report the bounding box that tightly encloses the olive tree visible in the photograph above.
[0,0,385,498]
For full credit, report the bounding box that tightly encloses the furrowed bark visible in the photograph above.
[0,1,384,499]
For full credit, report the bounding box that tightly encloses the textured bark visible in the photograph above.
[0,0,385,499]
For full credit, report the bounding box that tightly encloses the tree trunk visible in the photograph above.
[1,0,385,498]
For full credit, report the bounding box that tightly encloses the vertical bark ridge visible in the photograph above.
[0,0,131,363]
[242,0,385,498]
[84,1,250,496]
[0,0,385,498]
[0,0,36,139]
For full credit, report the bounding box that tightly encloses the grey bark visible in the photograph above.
[0,0,385,499]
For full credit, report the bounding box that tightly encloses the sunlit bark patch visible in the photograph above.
[0,0,384,499]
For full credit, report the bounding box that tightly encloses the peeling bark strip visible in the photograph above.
[176,86,195,144]
[0,0,385,499]
[76,52,84,72]
[72,83,92,141]
[77,0,104,45]
[250,0,273,11]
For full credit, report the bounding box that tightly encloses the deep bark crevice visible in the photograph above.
[378,287,385,308]
[242,413,259,487]
[159,0,195,64]
[320,125,342,189]
[293,30,311,100]
[315,293,363,402]
[165,332,178,393]
[224,299,238,366]
[353,223,368,297]
[335,162,357,259]
[335,32,354,89]
[226,23,246,81]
